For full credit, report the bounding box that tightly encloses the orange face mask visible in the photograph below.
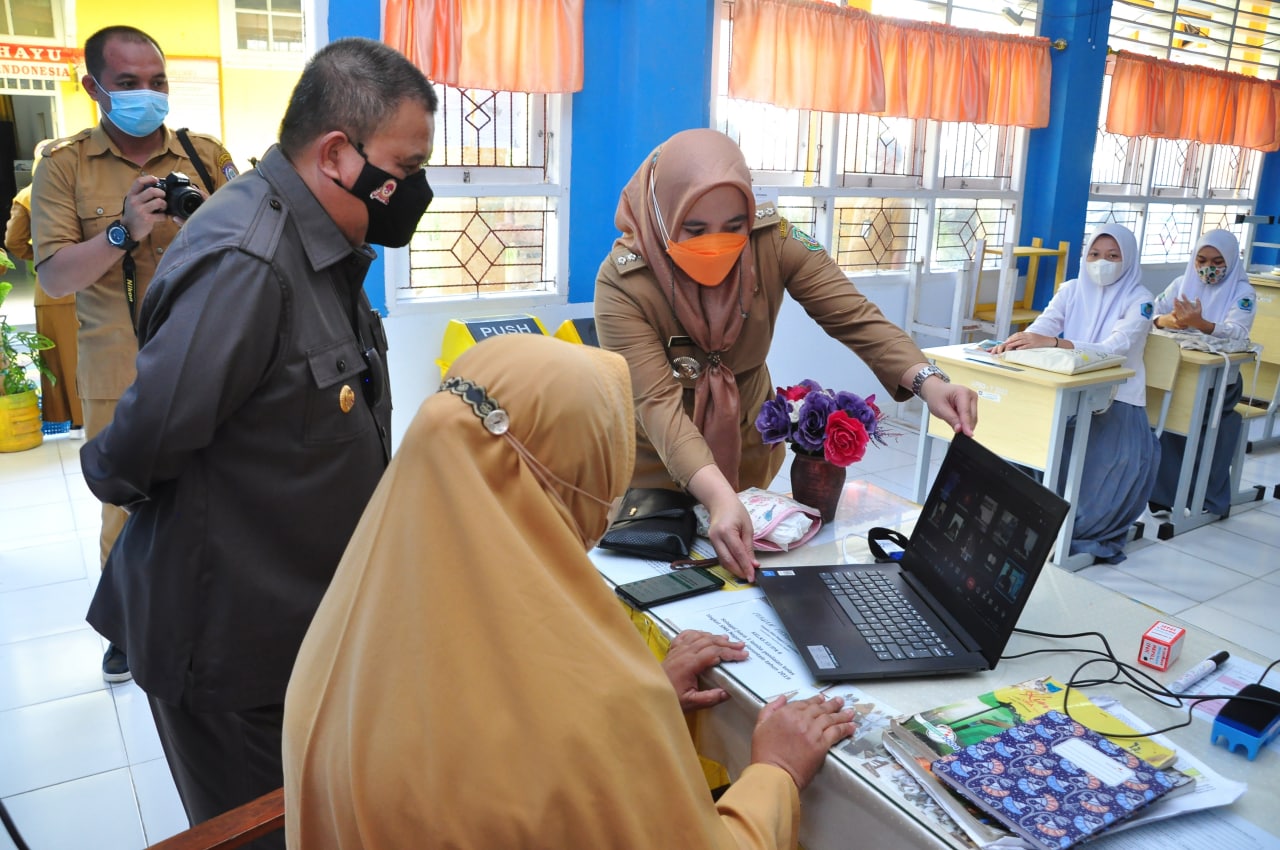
[666,232,748,287]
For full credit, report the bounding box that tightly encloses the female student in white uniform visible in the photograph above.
[1148,229,1257,517]
[995,224,1159,563]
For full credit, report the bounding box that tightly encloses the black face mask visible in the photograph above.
[340,144,434,248]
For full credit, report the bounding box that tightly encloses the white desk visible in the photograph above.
[916,345,1134,571]
[592,482,1280,850]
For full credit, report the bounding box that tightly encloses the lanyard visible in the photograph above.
[123,249,139,336]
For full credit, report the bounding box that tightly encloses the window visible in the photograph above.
[715,0,1035,276]
[219,0,305,61]
[2,0,54,38]
[234,0,303,52]
[1091,0,1275,262]
[398,85,569,304]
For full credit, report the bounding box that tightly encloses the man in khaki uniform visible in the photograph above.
[30,24,237,682]
[5,141,82,432]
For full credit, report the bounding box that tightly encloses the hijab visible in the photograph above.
[1170,229,1253,324]
[283,334,795,849]
[1061,223,1149,345]
[615,128,758,489]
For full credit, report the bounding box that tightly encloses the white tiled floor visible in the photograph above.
[0,435,186,850]
[2,422,1279,850]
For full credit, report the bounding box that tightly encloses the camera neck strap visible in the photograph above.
[121,131,213,340]
[175,128,216,194]
[123,249,139,337]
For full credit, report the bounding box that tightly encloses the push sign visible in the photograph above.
[467,316,544,338]
[436,314,549,374]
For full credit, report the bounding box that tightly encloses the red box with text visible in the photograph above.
[1139,621,1186,671]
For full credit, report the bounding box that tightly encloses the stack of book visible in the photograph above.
[880,676,1223,850]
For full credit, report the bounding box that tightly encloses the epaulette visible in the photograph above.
[608,240,650,275]
[40,130,92,157]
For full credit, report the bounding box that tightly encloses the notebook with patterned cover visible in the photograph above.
[930,710,1192,850]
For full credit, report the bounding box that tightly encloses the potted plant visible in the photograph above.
[0,258,56,452]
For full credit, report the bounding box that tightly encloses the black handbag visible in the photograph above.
[598,487,698,561]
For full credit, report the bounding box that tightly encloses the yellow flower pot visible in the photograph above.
[0,390,43,452]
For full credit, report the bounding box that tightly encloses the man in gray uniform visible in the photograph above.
[79,38,436,844]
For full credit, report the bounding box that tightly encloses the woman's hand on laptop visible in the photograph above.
[662,629,749,711]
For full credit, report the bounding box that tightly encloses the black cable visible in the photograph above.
[0,799,32,850]
[1008,626,1280,739]
[1257,658,1280,685]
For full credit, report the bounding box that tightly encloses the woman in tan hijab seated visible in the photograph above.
[283,334,856,849]
[596,129,978,581]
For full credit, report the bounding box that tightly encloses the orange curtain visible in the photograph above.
[1106,51,1280,152]
[383,0,583,93]
[729,0,885,115]
[728,0,1051,128]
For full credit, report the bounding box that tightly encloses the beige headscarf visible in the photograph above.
[283,333,797,849]
[615,128,758,489]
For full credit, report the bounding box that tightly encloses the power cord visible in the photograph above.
[1006,626,1280,739]
[0,799,32,850]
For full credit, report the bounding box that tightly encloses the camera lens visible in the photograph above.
[171,187,204,218]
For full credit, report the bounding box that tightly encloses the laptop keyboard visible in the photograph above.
[820,570,956,662]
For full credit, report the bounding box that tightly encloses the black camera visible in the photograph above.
[153,172,204,218]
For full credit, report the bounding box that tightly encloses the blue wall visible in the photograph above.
[1253,153,1280,267]
[327,0,392,313]
[565,1,717,302]
[1019,0,1112,306]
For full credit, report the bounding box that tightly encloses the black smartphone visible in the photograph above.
[615,568,725,609]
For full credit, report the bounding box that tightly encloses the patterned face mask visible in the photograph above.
[1197,263,1227,285]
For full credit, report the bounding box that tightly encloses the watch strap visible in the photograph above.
[107,220,138,251]
[911,364,950,396]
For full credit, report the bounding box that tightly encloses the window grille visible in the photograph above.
[1094,0,1271,258]
[401,85,566,303]
[715,0,1031,275]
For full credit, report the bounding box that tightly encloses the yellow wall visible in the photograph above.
[47,0,298,165]
[220,66,298,166]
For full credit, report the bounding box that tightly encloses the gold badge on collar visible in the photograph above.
[339,385,356,413]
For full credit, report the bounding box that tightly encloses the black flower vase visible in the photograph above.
[789,448,846,524]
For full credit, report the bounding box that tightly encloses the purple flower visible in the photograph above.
[834,391,879,437]
[754,394,792,445]
[793,390,836,453]
[755,379,892,461]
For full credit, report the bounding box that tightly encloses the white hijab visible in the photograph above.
[1062,224,1149,345]
[1170,229,1253,324]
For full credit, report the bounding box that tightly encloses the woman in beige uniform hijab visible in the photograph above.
[283,334,854,849]
[596,129,978,581]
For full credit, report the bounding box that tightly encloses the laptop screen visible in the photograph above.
[906,434,1069,655]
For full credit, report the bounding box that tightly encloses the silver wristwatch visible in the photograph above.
[911,364,950,397]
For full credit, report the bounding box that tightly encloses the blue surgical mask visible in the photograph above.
[93,76,169,138]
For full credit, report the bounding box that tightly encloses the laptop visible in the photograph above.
[756,432,1069,682]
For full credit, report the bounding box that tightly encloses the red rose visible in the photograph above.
[823,411,869,467]
[865,394,881,420]
[780,384,812,402]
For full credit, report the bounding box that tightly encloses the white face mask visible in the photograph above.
[1088,259,1122,287]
